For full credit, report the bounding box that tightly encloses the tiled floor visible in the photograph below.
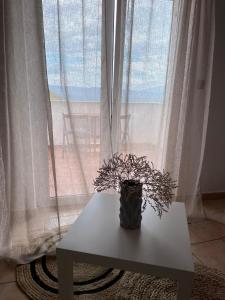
[1,218,225,299]
[190,219,225,273]
[204,198,225,225]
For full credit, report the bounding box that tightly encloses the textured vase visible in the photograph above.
[119,180,143,229]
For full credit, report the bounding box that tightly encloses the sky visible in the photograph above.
[42,0,173,102]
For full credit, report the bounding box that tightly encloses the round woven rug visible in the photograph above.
[16,255,225,299]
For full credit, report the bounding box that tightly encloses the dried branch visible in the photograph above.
[93,153,177,217]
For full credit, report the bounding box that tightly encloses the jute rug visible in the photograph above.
[16,255,225,299]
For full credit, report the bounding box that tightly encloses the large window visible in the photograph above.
[42,0,173,199]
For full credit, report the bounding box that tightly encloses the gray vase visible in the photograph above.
[119,180,143,229]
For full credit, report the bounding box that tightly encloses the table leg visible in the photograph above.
[57,251,73,300]
[177,274,194,300]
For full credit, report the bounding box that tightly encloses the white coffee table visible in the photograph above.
[57,193,194,300]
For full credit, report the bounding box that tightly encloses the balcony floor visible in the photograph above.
[49,143,157,197]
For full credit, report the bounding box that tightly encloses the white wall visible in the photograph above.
[200,0,225,193]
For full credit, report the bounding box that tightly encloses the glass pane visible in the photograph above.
[119,0,173,163]
[42,0,102,199]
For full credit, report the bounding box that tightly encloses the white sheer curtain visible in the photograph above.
[43,0,106,202]
[0,0,60,262]
[162,0,215,218]
[113,0,173,165]
[114,0,215,219]
[0,0,216,262]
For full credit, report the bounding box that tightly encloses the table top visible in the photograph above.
[57,193,194,276]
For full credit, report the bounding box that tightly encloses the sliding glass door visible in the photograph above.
[42,0,174,206]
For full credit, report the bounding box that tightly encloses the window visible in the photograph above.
[42,0,173,199]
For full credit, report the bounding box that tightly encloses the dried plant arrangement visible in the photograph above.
[94,153,177,218]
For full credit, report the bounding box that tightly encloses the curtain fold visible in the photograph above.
[111,0,126,154]
[0,0,60,262]
[162,0,215,218]
[100,0,115,161]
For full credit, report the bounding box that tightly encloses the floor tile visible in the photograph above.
[204,199,225,225]
[0,282,28,300]
[192,253,202,264]
[0,261,16,284]
[188,220,225,244]
[192,239,225,273]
